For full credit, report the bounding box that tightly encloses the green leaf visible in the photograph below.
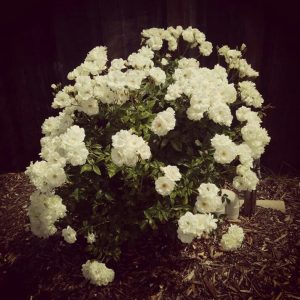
[140,111,152,119]
[107,163,118,178]
[169,192,176,206]
[80,164,92,173]
[147,99,156,109]
[92,165,101,175]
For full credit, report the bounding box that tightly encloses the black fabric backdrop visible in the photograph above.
[0,0,299,174]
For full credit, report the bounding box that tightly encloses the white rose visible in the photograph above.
[160,165,181,182]
[109,58,126,71]
[199,41,213,56]
[182,27,195,43]
[80,99,99,116]
[195,195,222,213]
[151,108,176,136]
[161,58,168,66]
[146,36,163,51]
[208,103,233,126]
[213,145,237,164]
[137,143,151,160]
[155,176,175,196]
[149,67,166,85]
[177,227,195,244]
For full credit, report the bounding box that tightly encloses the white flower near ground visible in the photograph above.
[200,213,218,233]
[177,212,218,243]
[160,165,182,182]
[177,228,195,243]
[62,226,77,244]
[151,107,176,136]
[82,260,115,286]
[86,232,96,244]
[155,176,175,196]
[28,191,67,238]
[220,224,244,251]
[178,212,203,236]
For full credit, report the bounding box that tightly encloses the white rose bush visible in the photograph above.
[25,26,270,285]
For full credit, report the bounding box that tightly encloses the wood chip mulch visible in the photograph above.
[0,172,299,300]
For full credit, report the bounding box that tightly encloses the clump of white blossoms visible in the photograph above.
[151,107,176,136]
[211,135,238,165]
[27,191,67,238]
[195,183,222,213]
[82,260,115,286]
[111,129,151,167]
[155,165,182,196]
[220,224,245,251]
[26,26,270,284]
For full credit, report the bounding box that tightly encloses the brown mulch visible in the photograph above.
[0,172,299,300]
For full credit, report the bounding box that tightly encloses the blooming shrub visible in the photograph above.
[26,26,270,284]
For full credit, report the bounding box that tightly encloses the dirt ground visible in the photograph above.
[0,172,299,300]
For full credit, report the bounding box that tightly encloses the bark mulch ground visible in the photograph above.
[0,172,299,300]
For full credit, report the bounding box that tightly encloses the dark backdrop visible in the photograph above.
[0,0,299,175]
